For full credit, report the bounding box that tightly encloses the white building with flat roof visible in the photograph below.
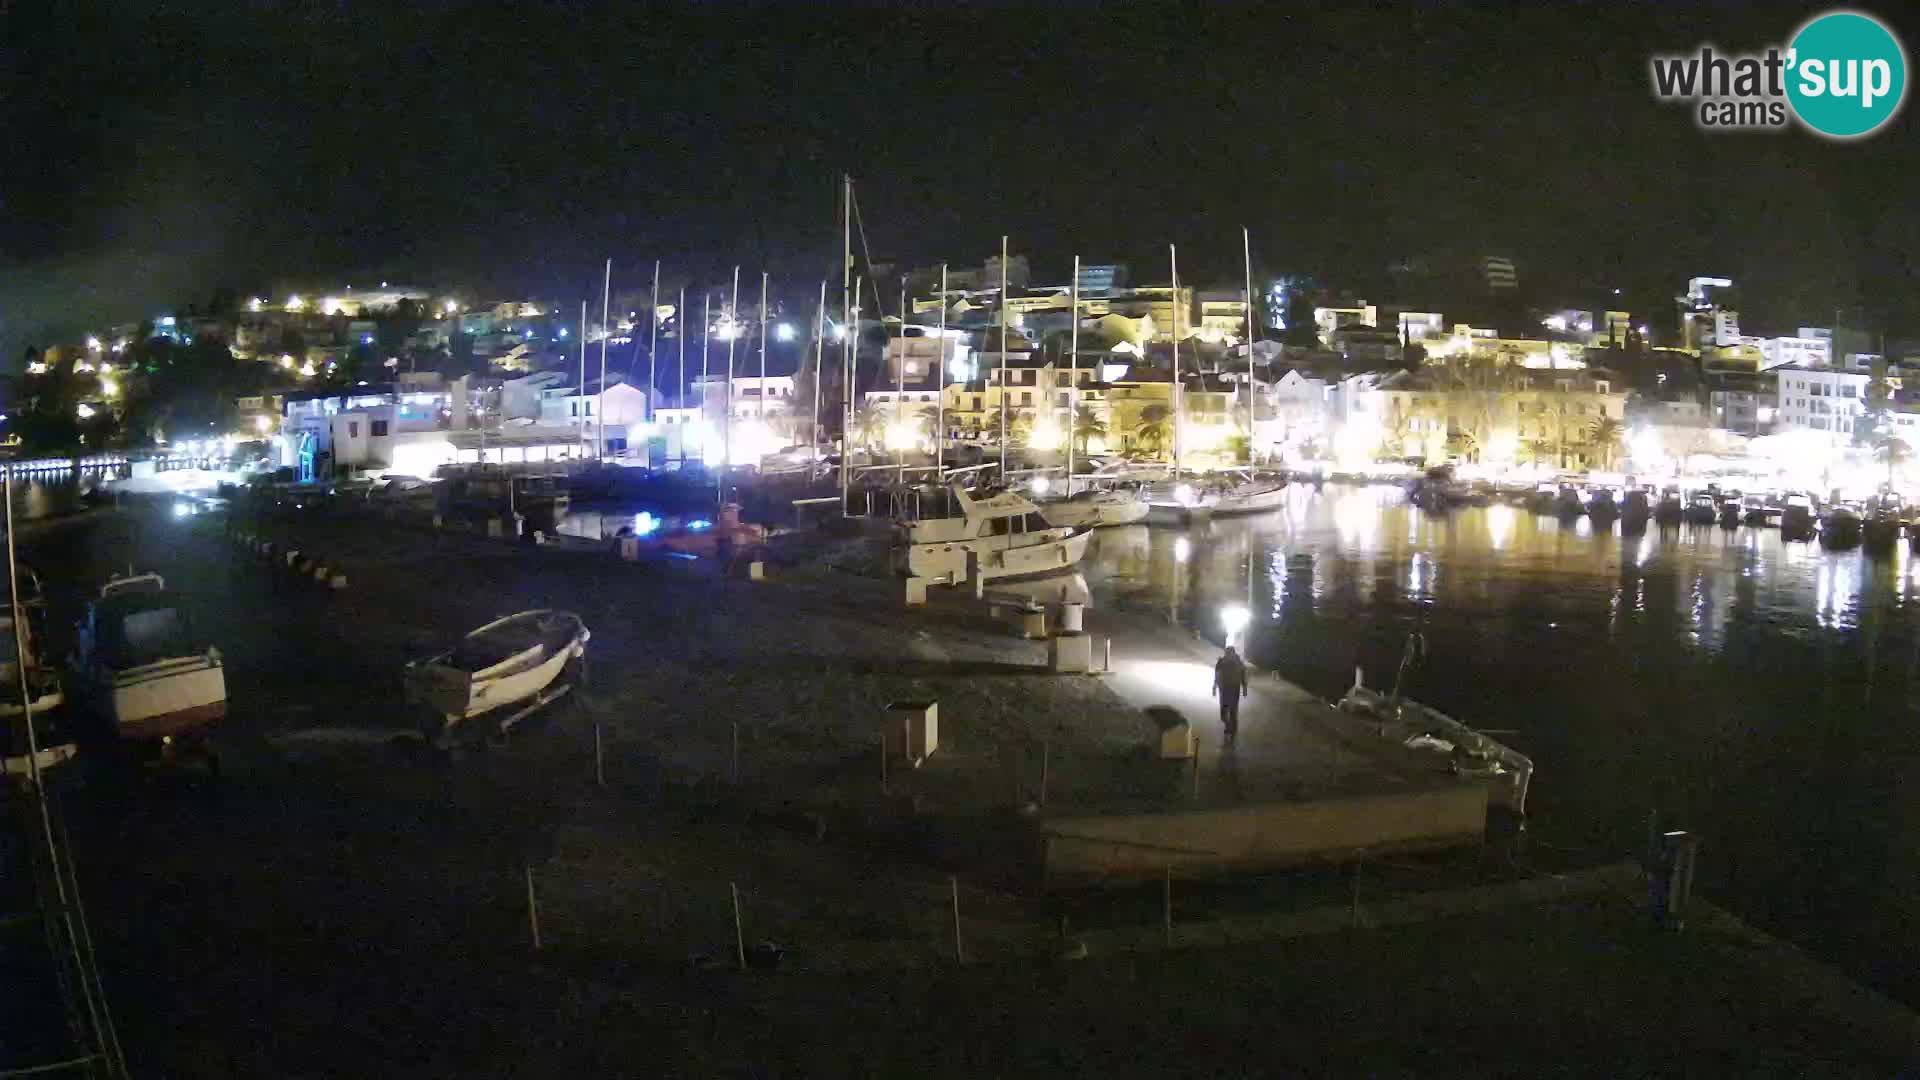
[1774,365,1869,442]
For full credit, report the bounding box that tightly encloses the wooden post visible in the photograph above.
[525,866,542,950]
[1163,867,1173,947]
[950,875,965,964]
[731,882,746,971]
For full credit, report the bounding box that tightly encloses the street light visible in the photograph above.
[775,322,796,343]
[1220,604,1251,640]
[76,403,96,419]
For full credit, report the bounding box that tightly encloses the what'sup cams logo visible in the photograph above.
[1651,9,1907,138]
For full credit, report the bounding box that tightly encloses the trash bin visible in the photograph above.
[1648,830,1699,930]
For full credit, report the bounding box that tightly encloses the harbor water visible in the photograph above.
[1079,482,1920,1003]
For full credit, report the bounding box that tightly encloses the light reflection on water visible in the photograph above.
[1080,482,1920,1005]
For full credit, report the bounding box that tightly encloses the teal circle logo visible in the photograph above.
[1786,11,1907,138]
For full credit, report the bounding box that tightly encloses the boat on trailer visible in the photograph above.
[71,573,226,767]
[405,610,589,741]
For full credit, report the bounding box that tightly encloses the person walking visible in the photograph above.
[1212,645,1247,745]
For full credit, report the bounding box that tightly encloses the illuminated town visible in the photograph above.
[6,4,1920,1077]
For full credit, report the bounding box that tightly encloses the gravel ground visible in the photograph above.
[10,500,1912,1076]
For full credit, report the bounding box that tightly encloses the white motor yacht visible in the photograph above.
[896,484,1094,583]
[1039,486,1150,528]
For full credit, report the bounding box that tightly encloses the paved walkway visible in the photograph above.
[1082,606,1437,808]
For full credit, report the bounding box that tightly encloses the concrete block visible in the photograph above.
[748,560,765,581]
[903,576,929,607]
[312,565,331,583]
[1018,609,1047,639]
[284,550,302,568]
[884,700,938,765]
[1048,631,1093,673]
[485,518,508,539]
[618,536,641,561]
[329,573,348,590]
[432,513,445,529]
[1152,707,1195,759]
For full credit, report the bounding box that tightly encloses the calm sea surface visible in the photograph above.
[1080,483,1920,1002]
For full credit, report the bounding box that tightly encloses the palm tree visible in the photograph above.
[1072,403,1108,455]
[1133,403,1174,458]
[852,402,888,450]
[1585,415,1624,470]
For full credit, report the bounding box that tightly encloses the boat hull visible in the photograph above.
[901,528,1093,582]
[405,616,589,724]
[1042,498,1149,528]
[100,659,226,741]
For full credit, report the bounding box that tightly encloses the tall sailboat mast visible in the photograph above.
[896,282,908,487]
[1170,244,1182,477]
[1067,254,1080,492]
[1243,226,1257,468]
[813,279,826,465]
[722,265,739,508]
[598,257,611,460]
[839,174,853,512]
[936,263,948,484]
[998,234,1009,480]
[647,259,661,424]
[578,300,588,455]
[758,271,769,429]
[676,285,686,461]
[702,292,712,471]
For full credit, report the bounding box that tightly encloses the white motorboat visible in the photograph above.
[405,610,589,737]
[2,569,76,780]
[895,484,1094,583]
[71,572,226,745]
[1148,476,1289,523]
[1039,487,1150,529]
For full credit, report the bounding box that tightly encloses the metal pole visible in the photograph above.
[676,286,686,462]
[1164,866,1173,946]
[648,259,661,424]
[599,257,611,460]
[813,281,826,466]
[1068,254,1079,492]
[702,292,712,474]
[578,301,588,454]
[897,282,907,487]
[840,174,853,510]
[758,271,769,430]
[1244,226,1257,469]
[998,235,1010,480]
[723,265,739,510]
[1170,244,1182,476]
[936,263,948,483]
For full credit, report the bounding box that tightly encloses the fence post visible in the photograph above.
[525,866,542,950]
[950,875,965,964]
[1039,740,1050,808]
[594,717,606,789]
[1163,867,1173,947]
[731,882,747,971]
[879,733,889,795]
[731,722,740,786]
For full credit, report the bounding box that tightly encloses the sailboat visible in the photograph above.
[1,567,74,780]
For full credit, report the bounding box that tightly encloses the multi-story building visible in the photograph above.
[1420,324,1585,369]
[1773,365,1869,441]
[1363,369,1623,468]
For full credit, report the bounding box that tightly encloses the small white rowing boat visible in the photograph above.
[405,610,589,738]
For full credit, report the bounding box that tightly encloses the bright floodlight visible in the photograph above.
[1175,483,1197,506]
[1174,536,1192,563]
[775,323,796,343]
[1220,604,1251,636]
[255,415,271,434]
[76,403,96,419]
[1031,475,1051,496]
[85,336,102,351]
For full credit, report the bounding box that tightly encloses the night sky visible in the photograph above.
[3,1,1915,363]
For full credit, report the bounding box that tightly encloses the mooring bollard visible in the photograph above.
[313,564,331,584]
[284,550,302,568]
[330,573,349,590]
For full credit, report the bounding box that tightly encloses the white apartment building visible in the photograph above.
[1774,365,1869,440]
